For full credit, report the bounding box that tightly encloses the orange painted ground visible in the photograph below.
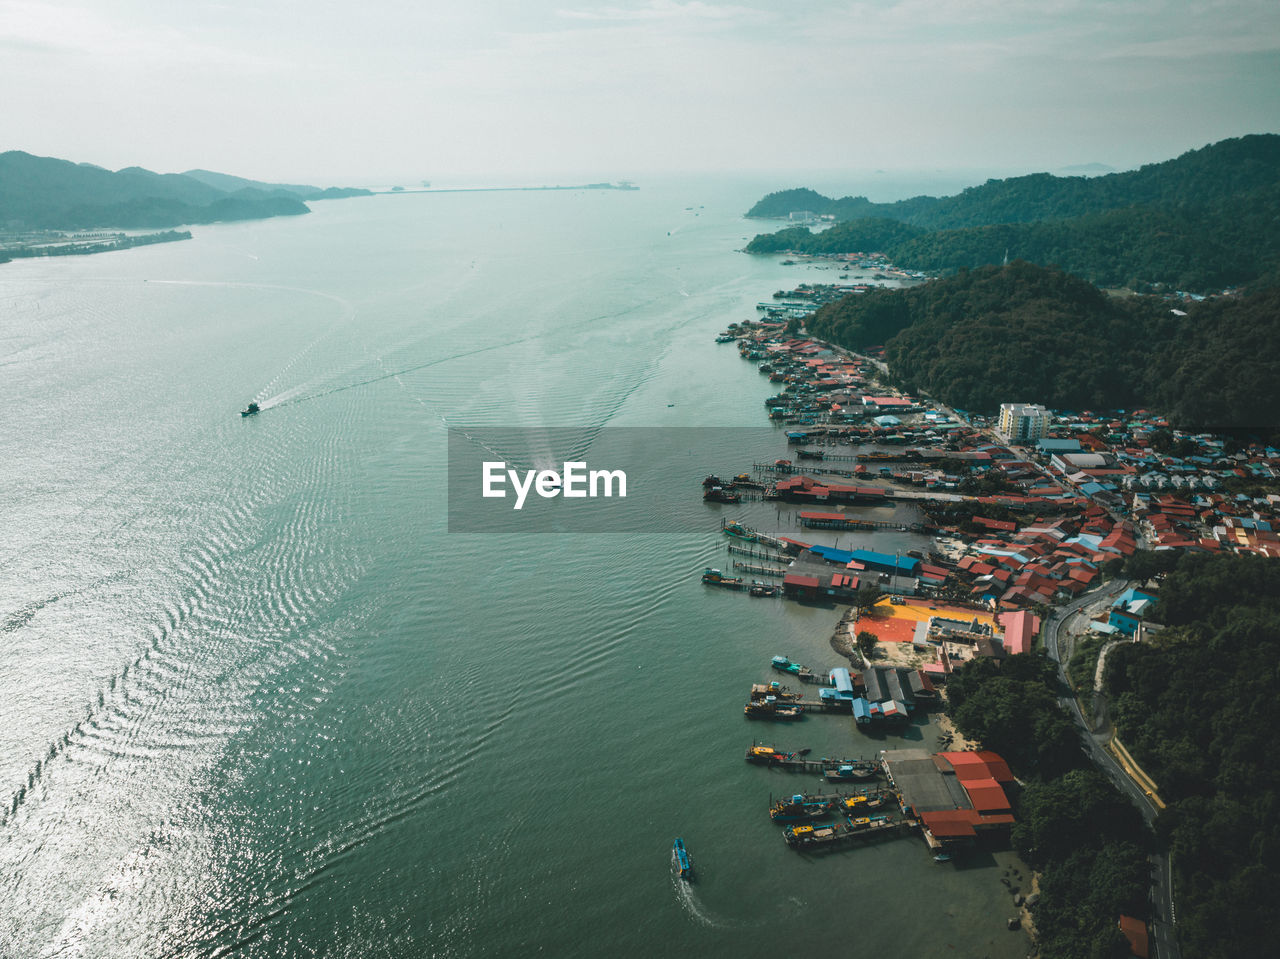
[854,597,998,644]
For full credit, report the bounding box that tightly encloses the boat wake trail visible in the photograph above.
[672,873,755,930]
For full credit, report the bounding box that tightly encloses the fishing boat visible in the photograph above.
[721,521,758,542]
[744,697,803,720]
[745,745,794,765]
[673,838,693,879]
[701,568,745,589]
[769,794,835,823]
[824,763,877,783]
[749,682,800,702]
[748,582,779,597]
[703,486,741,504]
[240,402,260,417]
[770,655,805,676]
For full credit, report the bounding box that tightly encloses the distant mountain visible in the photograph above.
[182,169,372,201]
[744,134,1280,292]
[0,151,368,231]
[749,135,1280,228]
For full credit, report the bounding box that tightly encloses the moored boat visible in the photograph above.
[769,794,835,823]
[824,763,877,782]
[749,682,800,701]
[745,745,795,765]
[770,655,805,675]
[703,486,741,503]
[744,697,804,720]
[702,568,745,588]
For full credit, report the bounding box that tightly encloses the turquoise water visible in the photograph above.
[0,179,1029,957]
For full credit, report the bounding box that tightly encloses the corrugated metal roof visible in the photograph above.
[964,779,1011,813]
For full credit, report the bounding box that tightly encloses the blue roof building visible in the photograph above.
[809,545,920,577]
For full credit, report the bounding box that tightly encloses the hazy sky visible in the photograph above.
[3,0,1278,184]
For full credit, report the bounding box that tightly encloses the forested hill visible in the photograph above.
[747,135,1280,227]
[805,260,1280,431]
[745,135,1280,292]
[0,151,369,230]
[1104,552,1280,959]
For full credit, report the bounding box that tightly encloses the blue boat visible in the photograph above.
[672,838,692,880]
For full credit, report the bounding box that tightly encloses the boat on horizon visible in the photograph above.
[673,838,693,880]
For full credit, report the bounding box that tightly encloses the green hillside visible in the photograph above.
[745,135,1280,292]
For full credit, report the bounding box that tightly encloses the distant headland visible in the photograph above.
[0,150,373,264]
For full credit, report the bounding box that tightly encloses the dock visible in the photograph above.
[745,745,882,775]
[726,543,788,562]
[797,515,926,533]
[721,520,786,550]
[732,561,788,577]
[783,815,915,851]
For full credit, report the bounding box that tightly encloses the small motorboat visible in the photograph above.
[673,838,693,880]
[240,402,261,417]
[933,852,953,863]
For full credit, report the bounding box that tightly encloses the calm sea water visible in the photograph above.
[0,177,1030,957]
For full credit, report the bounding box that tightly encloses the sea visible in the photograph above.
[0,173,1032,958]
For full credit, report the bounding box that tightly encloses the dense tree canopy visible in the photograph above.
[802,260,1280,430]
[1104,553,1280,959]
[946,650,1150,958]
[745,134,1280,293]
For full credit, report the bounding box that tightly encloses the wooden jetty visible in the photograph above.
[745,744,882,775]
[793,698,855,714]
[798,515,926,533]
[721,520,786,550]
[726,543,787,562]
[794,450,861,463]
[754,461,866,480]
[733,561,787,577]
[783,816,915,851]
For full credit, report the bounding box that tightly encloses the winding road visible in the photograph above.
[1044,582,1181,959]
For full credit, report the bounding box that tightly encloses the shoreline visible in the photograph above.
[0,229,191,265]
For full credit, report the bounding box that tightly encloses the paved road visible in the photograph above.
[1044,583,1181,959]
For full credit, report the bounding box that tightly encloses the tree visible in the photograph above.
[856,630,878,659]
[852,585,884,614]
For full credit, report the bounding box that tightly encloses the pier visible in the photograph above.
[733,561,788,577]
[726,543,787,562]
[745,745,882,775]
[783,816,916,851]
[721,520,787,550]
[754,460,868,480]
[797,515,927,533]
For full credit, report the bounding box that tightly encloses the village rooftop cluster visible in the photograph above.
[711,308,1280,670]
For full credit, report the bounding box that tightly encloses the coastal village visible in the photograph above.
[697,280,1280,953]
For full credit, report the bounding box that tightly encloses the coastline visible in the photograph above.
[0,229,191,265]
